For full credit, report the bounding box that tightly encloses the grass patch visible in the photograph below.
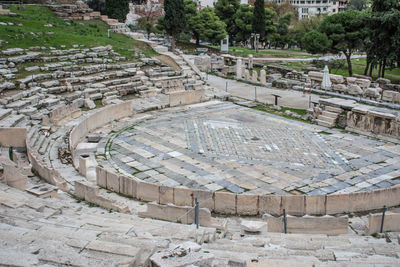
[208,45,315,59]
[285,57,400,84]
[252,104,311,124]
[0,5,157,60]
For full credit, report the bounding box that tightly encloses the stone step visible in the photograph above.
[316,119,335,128]
[39,137,51,155]
[321,110,338,119]
[34,132,45,149]
[325,105,343,113]
[0,114,25,127]
[318,115,337,124]
[29,129,40,147]
[0,108,12,120]
[5,100,30,110]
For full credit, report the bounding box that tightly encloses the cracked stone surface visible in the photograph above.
[103,101,400,195]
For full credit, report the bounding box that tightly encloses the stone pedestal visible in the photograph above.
[236,58,242,79]
[244,69,250,80]
[248,54,253,69]
[252,70,258,83]
[260,69,266,84]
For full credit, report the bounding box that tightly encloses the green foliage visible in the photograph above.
[317,10,367,76]
[264,8,277,41]
[164,0,186,37]
[138,17,156,38]
[0,6,157,60]
[233,4,253,42]
[198,8,227,43]
[290,15,324,48]
[184,0,202,44]
[252,0,266,39]
[271,12,293,48]
[301,30,331,54]
[87,0,106,14]
[105,0,129,22]
[214,0,240,42]
[347,0,368,10]
[366,0,400,77]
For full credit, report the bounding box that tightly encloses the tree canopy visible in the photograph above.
[233,4,254,43]
[105,0,129,23]
[164,0,186,50]
[214,0,240,43]
[252,0,266,39]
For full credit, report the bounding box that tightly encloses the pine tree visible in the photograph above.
[105,0,129,23]
[164,0,186,51]
[252,0,266,39]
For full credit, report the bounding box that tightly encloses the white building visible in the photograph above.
[269,0,346,20]
[196,0,248,9]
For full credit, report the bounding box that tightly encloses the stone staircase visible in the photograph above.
[316,105,343,128]
[0,181,216,267]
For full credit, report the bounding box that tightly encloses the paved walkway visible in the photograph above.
[207,74,319,109]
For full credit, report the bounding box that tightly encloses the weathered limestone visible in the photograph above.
[248,55,253,69]
[3,162,27,190]
[251,70,258,83]
[138,202,211,226]
[236,58,242,79]
[0,128,26,147]
[264,214,348,235]
[244,69,250,80]
[368,212,400,234]
[259,69,266,85]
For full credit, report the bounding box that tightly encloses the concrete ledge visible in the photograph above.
[368,212,400,234]
[264,214,348,235]
[138,202,211,227]
[0,128,26,148]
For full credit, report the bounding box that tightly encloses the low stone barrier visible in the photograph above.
[27,147,68,191]
[0,128,26,148]
[138,202,211,227]
[97,166,400,216]
[75,180,130,213]
[263,214,348,235]
[368,212,400,234]
[169,89,205,107]
[67,98,400,217]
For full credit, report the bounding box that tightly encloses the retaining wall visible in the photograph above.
[96,166,400,216]
[368,212,400,234]
[0,128,26,148]
[264,214,348,235]
[68,99,400,216]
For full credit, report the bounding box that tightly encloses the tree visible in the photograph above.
[301,30,331,54]
[347,0,368,11]
[87,0,105,14]
[164,0,186,51]
[290,15,324,48]
[366,0,400,77]
[252,0,266,40]
[271,12,292,49]
[184,0,202,45]
[264,8,277,47]
[233,4,254,43]
[105,0,129,23]
[214,0,240,44]
[198,8,227,43]
[317,10,367,76]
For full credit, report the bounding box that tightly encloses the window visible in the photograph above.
[333,8,336,12]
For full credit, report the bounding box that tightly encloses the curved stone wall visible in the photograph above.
[69,100,400,216]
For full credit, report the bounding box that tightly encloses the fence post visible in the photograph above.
[194,198,199,229]
[380,205,386,233]
[283,208,287,234]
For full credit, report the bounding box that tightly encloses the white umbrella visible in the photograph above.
[321,65,332,90]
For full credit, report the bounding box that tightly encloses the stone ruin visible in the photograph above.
[1,5,400,266]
